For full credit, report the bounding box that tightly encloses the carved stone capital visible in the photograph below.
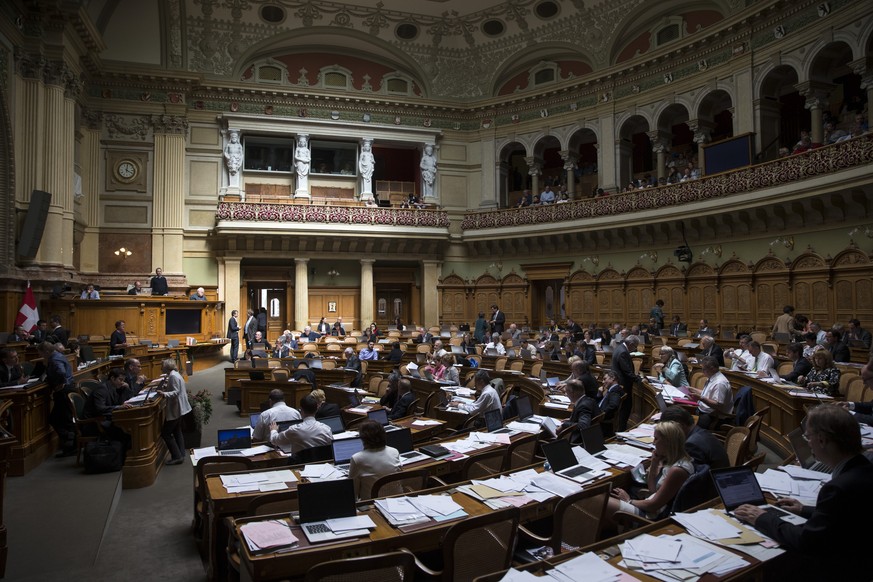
[80,108,103,131]
[151,115,189,135]
[559,150,577,171]
[13,48,44,80]
[524,156,542,176]
[42,60,69,88]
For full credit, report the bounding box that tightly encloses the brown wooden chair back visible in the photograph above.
[724,426,751,467]
[370,468,431,499]
[304,551,416,582]
[461,448,506,480]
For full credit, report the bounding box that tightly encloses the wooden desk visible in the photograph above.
[0,414,16,578]
[113,395,168,489]
[235,380,313,416]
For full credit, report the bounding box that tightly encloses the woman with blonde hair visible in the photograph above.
[655,346,689,387]
[799,350,841,397]
[607,420,693,520]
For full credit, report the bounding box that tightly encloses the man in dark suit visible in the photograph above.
[693,319,716,339]
[698,335,725,368]
[660,405,729,469]
[256,307,267,336]
[560,379,599,444]
[490,304,505,335]
[150,267,169,296]
[781,342,812,383]
[244,309,258,355]
[611,334,639,432]
[734,405,873,581]
[389,378,417,420]
[825,329,851,363]
[227,309,240,363]
[669,315,687,336]
[272,336,291,359]
[123,358,147,395]
[597,370,623,437]
[29,319,49,344]
[0,348,23,387]
[414,327,433,344]
[333,317,346,336]
[846,318,872,349]
[48,315,69,347]
[838,353,873,427]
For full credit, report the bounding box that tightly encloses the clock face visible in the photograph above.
[117,161,137,180]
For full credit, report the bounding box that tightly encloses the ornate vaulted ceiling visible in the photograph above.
[79,0,745,99]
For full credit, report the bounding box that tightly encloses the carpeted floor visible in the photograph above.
[5,361,240,581]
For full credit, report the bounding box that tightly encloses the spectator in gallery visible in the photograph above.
[792,130,812,154]
[150,267,169,296]
[189,287,207,301]
[128,281,145,295]
[515,189,533,208]
[539,185,556,204]
[80,284,100,300]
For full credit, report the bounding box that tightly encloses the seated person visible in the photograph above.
[798,350,841,397]
[698,335,725,368]
[349,420,401,499]
[128,281,145,295]
[269,394,332,455]
[435,353,459,385]
[388,379,416,420]
[343,347,362,387]
[607,420,694,521]
[726,335,754,371]
[249,331,271,358]
[687,356,733,430]
[358,340,379,361]
[0,348,24,386]
[8,325,31,343]
[654,346,689,387]
[272,336,291,359]
[597,370,623,437]
[802,331,825,359]
[781,342,812,383]
[659,405,729,470]
[734,405,873,581]
[560,379,599,444]
[385,341,404,364]
[839,354,873,427]
[485,333,506,356]
[253,389,301,441]
[189,287,207,301]
[558,360,599,395]
[123,358,148,393]
[380,371,400,409]
[310,388,339,419]
[792,130,812,154]
[825,329,851,363]
[448,370,501,415]
[80,284,100,300]
[82,368,134,445]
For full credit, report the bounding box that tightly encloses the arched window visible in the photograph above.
[378,298,387,314]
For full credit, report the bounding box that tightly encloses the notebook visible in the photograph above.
[332,437,364,471]
[216,428,252,456]
[546,377,560,389]
[296,479,369,543]
[320,415,346,434]
[515,395,544,424]
[276,419,303,432]
[711,466,802,521]
[484,408,512,434]
[451,345,465,355]
[541,439,599,483]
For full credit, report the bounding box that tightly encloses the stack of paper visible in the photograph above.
[220,469,297,493]
[506,421,541,434]
[299,464,345,481]
[240,520,298,553]
[411,419,443,427]
[374,494,467,526]
[546,552,630,582]
[619,533,750,579]
[600,444,649,466]
[756,467,825,506]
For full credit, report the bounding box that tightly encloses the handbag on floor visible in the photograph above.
[83,439,124,474]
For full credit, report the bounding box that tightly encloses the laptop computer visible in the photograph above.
[545,377,560,389]
[296,479,369,543]
[308,359,323,369]
[216,428,252,456]
[332,437,364,471]
[655,392,669,413]
[321,415,346,434]
[451,345,465,355]
[167,339,180,348]
[416,353,428,364]
[348,393,361,407]
[248,371,266,381]
[249,413,261,430]
[506,349,517,358]
[541,439,599,482]
[367,408,400,430]
[484,408,513,434]
[485,347,500,356]
[787,427,832,474]
[385,427,414,453]
[711,466,803,522]
[578,424,606,455]
[515,395,544,424]
[276,419,303,432]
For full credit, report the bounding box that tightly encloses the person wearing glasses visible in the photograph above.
[734,404,873,581]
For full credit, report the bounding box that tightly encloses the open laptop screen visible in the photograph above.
[249,413,260,429]
[515,395,533,420]
[297,479,357,523]
[367,408,390,426]
[385,427,414,453]
[321,415,345,434]
[711,466,766,511]
[484,408,504,432]
[332,438,364,465]
[541,439,578,472]
[579,424,606,454]
[216,428,251,451]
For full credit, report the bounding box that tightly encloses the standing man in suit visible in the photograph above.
[669,316,687,336]
[48,315,69,347]
[227,309,240,363]
[490,304,505,335]
[597,370,624,437]
[109,320,128,356]
[150,267,168,296]
[771,305,795,338]
[244,309,257,357]
[38,341,75,457]
[256,307,267,336]
[734,405,873,581]
[611,334,640,432]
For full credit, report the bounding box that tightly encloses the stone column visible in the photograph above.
[525,157,542,197]
[421,260,441,329]
[849,58,873,119]
[754,98,782,159]
[39,60,76,268]
[647,131,670,181]
[360,259,375,327]
[78,110,102,274]
[152,115,188,278]
[687,119,715,175]
[223,257,241,354]
[294,134,311,199]
[616,139,634,189]
[559,150,577,197]
[479,135,498,208]
[294,258,309,331]
[795,81,835,145]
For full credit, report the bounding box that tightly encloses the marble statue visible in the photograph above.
[224,129,243,189]
[420,143,437,199]
[359,138,375,200]
[295,134,310,198]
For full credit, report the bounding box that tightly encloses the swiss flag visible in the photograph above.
[15,281,39,333]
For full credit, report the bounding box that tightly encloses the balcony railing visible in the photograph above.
[216,202,451,228]
[461,134,873,231]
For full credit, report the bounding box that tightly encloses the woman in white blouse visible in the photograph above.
[348,420,401,499]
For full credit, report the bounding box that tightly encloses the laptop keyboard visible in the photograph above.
[563,465,592,478]
[219,450,243,456]
[305,523,330,534]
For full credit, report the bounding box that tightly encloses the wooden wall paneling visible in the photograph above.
[654,264,686,325]
[595,268,623,326]
[718,259,754,333]
[437,274,468,326]
[500,273,528,328]
[831,247,873,324]
[307,288,360,330]
[686,263,718,327]
[753,255,790,332]
[624,266,653,326]
[472,275,499,323]
[566,270,596,324]
[790,251,830,324]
